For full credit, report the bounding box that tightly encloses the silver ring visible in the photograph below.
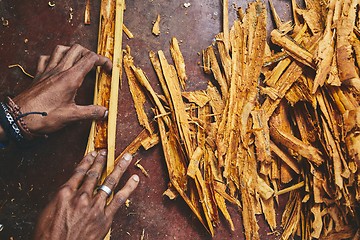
[98,185,112,197]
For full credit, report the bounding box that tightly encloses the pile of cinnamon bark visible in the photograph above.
[123,0,360,239]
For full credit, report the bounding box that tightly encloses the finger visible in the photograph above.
[71,105,108,121]
[78,149,107,195]
[68,51,112,86]
[57,44,91,71]
[105,175,139,218]
[44,45,70,72]
[63,151,98,190]
[35,55,50,77]
[94,153,133,203]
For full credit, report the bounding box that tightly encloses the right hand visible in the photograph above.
[33,150,139,240]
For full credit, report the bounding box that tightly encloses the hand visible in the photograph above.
[34,150,139,240]
[13,44,112,134]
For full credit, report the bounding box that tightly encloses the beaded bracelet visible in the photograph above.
[0,102,25,144]
[5,97,47,141]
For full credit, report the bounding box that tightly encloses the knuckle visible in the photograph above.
[83,152,97,163]
[77,193,91,208]
[55,45,66,52]
[54,45,61,52]
[86,170,99,180]
[72,43,82,49]
[39,55,49,61]
[115,162,126,172]
[73,44,87,54]
[105,176,117,187]
[73,167,87,175]
[91,107,101,117]
[86,51,99,61]
[57,185,73,199]
[115,194,127,206]
[95,155,106,164]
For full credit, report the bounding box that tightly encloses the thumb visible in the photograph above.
[73,105,108,121]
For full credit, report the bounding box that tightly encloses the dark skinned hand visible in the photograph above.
[34,150,139,240]
[13,44,112,134]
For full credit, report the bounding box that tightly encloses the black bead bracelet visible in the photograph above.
[0,102,24,144]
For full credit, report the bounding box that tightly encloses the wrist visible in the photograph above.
[5,97,47,141]
[0,101,25,144]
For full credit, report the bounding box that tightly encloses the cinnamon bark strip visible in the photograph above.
[312,0,337,93]
[182,91,210,108]
[343,107,360,172]
[296,8,323,35]
[270,117,324,167]
[106,0,125,175]
[281,191,301,240]
[269,103,324,167]
[84,0,91,25]
[204,46,228,99]
[206,83,224,123]
[223,0,229,50]
[251,109,272,176]
[158,50,193,157]
[130,65,168,119]
[336,0,360,84]
[114,122,156,165]
[149,50,172,108]
[170,37,188,89]
[157,116,209,232]
[87,0,117,152]
[270,141,300,174]
[271,29,315,69]
[215,33,232,84]
[261,61,304,120]
[123,24,134,38]
[123,46,153,135]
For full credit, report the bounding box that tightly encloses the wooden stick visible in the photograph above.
[84,0,91,25]
[275,181,305,196]
[102,2,126,240]
[123,23,134,38]
[107,0,125,175]
[223,0,229,50]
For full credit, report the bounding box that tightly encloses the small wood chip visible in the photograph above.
[152,14,161,36]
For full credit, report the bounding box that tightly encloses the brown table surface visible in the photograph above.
[0,1,295,239]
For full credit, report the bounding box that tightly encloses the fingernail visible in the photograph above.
[123,153,132,162]
[100,149,107,156]
[91,151,97,157]
[103,110,109,119]
[132,175,139,182]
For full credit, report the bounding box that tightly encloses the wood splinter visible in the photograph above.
[152,14,161,36]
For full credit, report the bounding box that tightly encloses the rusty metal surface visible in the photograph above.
[0,1,294,239]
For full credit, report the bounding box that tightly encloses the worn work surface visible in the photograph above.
[0,1,294,239]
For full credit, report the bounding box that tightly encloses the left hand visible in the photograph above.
[33,150,139,240]
[13,44,112,134]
